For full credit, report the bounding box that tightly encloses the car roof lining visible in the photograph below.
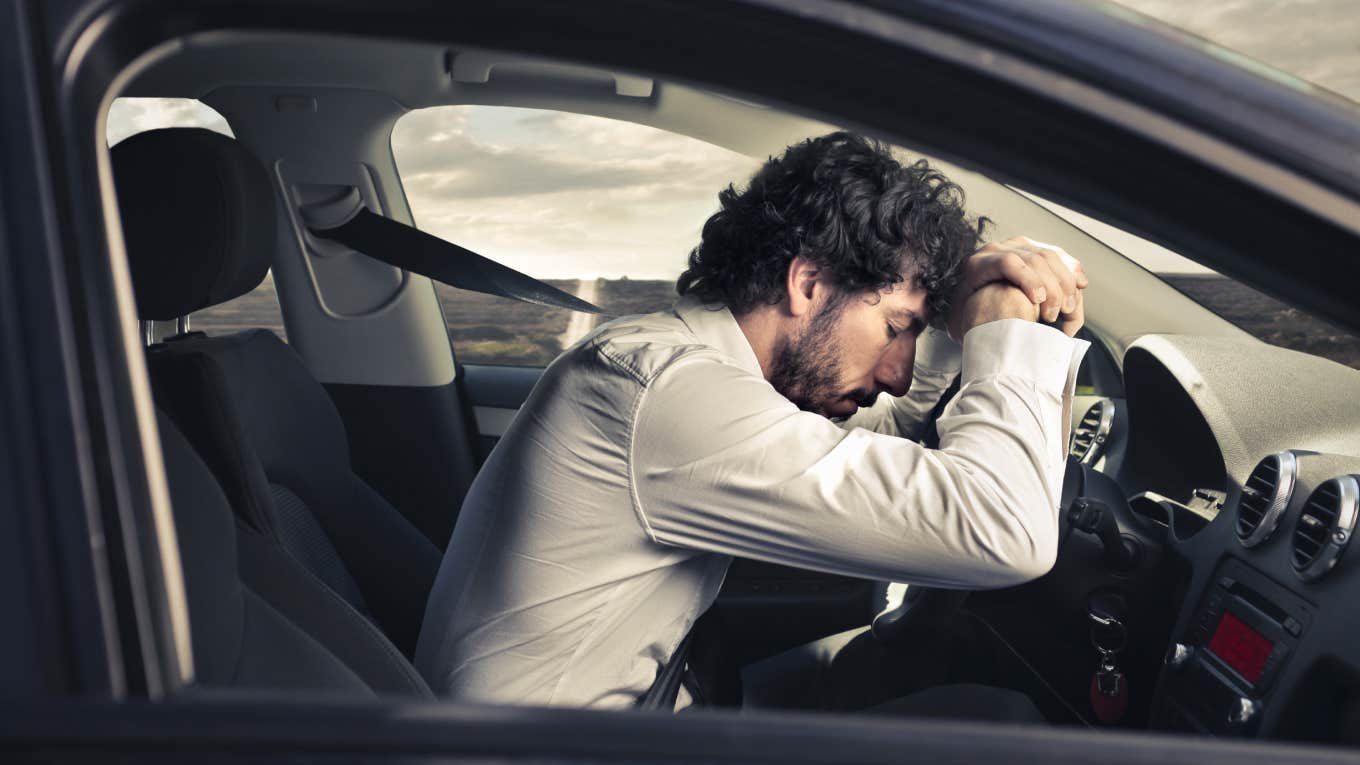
[120,31,837,159]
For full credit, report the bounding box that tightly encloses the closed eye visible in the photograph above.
[886,317,924,343]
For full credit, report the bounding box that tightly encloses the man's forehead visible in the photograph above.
[878,280,932,320]
[886,304,929,329]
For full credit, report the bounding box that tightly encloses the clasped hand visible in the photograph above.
[945,236,1088,342]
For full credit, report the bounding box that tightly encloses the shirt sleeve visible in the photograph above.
[629,319,1089,589]
[841,326,962,440]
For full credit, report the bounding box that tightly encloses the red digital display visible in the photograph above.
[1207,611,1274,684]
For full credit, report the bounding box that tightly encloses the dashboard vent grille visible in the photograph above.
[1070,399,1114,465]
[1292,476,1360,581]
[1236,452,1295,548]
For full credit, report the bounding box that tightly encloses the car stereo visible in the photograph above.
[1155,558,1313,735]
[1206,611,1274,685]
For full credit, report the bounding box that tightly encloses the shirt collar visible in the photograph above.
[673,294,765,378]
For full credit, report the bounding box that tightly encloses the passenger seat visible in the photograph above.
[114,127,441,660]
[157,407,372,695]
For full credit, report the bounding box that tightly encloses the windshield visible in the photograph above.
[1110,0,1360,107]
[1027,194,1360,370]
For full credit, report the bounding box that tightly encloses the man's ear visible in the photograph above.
[785,255,822,318]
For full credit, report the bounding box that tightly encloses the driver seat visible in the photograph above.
[740,625,1048,723]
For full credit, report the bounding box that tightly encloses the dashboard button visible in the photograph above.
[1228,696,1261,729]
[1166,643,1194,670]
[1283,616,1302,636]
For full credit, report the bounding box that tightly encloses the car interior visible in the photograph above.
[97,25,1360,747]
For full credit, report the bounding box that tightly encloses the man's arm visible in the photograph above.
[630,316,1089,589]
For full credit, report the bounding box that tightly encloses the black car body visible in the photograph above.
[3,0,1360,762]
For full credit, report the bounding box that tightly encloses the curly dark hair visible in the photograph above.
[677,132,987,319]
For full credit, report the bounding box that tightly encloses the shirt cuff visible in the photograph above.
[961,319,1089,399]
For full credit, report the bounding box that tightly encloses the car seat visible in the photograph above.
[114,127,440,660]
[157,407,389,694]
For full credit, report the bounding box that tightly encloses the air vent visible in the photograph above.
[1236,452,1296,548]
[1069,399,1115,465]
[1292,475,1360,581]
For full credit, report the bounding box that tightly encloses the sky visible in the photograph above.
[389,106,760,279]
[1114,0,1360,106]
[106,0,1358,279]
[107,97,233,145]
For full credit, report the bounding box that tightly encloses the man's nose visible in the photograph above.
[875,343,914,398]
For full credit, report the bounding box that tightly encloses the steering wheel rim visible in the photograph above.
[871,456,1086,644]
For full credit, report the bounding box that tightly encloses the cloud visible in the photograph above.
[394,134,708,199]
[1115,0,1360,103]
[106,98,233,146]
[392,106,753,199]
[392,105,762,278]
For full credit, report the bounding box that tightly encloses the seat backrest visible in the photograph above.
[157,408,374,695]
[148,332,440,664]
[115,127,440,661]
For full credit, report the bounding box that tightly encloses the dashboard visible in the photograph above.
[1078,333,1360,743]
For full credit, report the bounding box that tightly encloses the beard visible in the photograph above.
[767,296,876,416]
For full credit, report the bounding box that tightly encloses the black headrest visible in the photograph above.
[112,128,276,321]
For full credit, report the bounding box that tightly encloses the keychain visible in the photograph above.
[1089,611,1129,723]
[1090,647,1129,723]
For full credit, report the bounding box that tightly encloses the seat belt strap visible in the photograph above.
[638,632,694,712]
[308,204,609,316]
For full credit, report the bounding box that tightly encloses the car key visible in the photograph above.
[1089,612,1130,723]
[1090,648,1129,723]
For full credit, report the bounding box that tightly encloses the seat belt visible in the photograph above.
[302,189,608,316]
[638,632,694,712]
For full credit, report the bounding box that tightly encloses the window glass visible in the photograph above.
[392,105,762,366]
[1075,326,1123,398]
[1027,194,1360,370]
[107,98,286,340]
[395,103,1360,373]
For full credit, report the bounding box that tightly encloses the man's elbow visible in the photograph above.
[946,455,1063,588]
[1006,519,1055,579]
[1007,537,1059,584]
[988,515,1060,587]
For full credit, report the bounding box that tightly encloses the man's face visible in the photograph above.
[768,279,931,418]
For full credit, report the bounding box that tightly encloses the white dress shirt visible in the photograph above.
[415,294,1088,709]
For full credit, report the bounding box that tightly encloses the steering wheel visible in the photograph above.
[871,374,1086,644]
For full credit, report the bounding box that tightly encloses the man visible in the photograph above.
[415,132,1089,714]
